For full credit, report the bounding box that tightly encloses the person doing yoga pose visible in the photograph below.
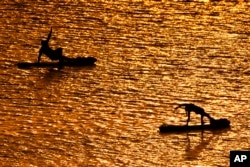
[38,28,65,65]
[175,103,213,126]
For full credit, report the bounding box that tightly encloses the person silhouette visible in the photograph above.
[175,103,213,126]
[38,28,64,66]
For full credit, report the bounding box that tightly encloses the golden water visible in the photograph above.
[0,0,249,166]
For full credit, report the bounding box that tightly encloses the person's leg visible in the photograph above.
[201,115,204,126]
[186,111,190,126]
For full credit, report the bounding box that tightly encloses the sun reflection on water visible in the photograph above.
[0,0,249,166]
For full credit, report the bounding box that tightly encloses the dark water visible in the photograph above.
[0,0,249,166]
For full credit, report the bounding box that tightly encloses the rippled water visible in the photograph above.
[0,0,249,166]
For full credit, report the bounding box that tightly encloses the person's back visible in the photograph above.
[175,103,213,126]
[185,104,205,115]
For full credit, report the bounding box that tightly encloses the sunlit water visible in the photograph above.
[0,0,249,166]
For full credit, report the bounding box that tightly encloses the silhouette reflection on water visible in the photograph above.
[185,129,230,161]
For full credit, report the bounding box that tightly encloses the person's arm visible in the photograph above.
[175,104,185,110]
[46,27,52,42]
[38,48,42,63]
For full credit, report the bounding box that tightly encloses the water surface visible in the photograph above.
[0,0,249,166]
